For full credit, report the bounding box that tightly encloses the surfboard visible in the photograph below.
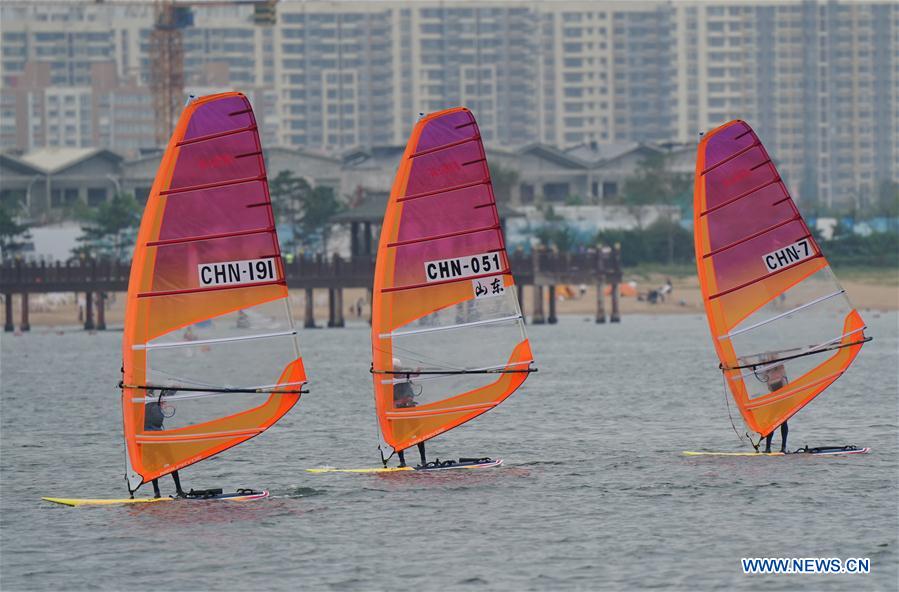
[684,447,870,457]
[42,490,270,507]
[307,458,503,474]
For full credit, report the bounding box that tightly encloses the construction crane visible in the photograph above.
[149,0,277,145]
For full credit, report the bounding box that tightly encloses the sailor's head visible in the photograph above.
[766,363,786,382]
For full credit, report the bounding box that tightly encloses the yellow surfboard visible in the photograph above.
[42,490,269,506]
[42,497,174,507]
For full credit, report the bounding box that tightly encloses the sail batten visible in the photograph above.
[694,120,867,438]
[122,92,304,492]
[371,107,534,454]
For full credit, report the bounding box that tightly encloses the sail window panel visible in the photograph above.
[390,372,504,409]
[728,271,856,400]
[414,109,477,152]
[708,219,811,296]
[146,299,294,346]
[156,180,272,242]
[144,331,298,391]
[182,95,254,141]
[395,184,496,244]
[704,182,792,253]
[169,129,263,192]
[138,391,273,433]
[703,145,774,211]
[149,232,279,294]
[404,141,487,198]
[389,289,520,335]
[389,316,525,374]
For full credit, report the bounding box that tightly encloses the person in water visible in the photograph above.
[763,362,789,453]
[392,357,427,467]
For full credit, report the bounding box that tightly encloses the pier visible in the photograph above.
[0,247,622,331]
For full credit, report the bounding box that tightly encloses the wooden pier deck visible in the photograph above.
[0,248,622,331]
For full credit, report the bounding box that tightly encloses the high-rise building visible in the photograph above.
[0,0,895,208]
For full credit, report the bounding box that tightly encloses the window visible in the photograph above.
[543,182,570,202]
[602,182,618,198]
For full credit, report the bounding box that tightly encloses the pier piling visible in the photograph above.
[84,291,95,330]
[304,288,316,328]
[20,293,30,332]
[4,294,13,332]
[96,292,106,331]
[547,285,558,324]
[532,286,545,324]
[596,279,606,323]
[610,282,621,323]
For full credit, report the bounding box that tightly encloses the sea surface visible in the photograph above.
[2,313,897,591]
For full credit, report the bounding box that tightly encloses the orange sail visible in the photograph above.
[694,120,869,438]
[121,93,305,493]
[371,107,535,456]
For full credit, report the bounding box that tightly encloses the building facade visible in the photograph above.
[1,0,896,208]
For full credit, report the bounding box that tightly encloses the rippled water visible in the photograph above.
[2,313,897,591]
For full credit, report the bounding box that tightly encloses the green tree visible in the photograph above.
[73,192,141,260]
[0,204,31,260]
[302,185,343,254]
[535,224,577,252]
[269,170,311,241]
[619,153,691,263]
[268,170,343,253]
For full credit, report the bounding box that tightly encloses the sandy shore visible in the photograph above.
[4,271,896,330]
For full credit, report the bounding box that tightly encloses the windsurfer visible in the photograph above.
[763,362,789,453]
[393,357,427,467]
[144,391,166,431]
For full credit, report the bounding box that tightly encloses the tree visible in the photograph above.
[268,170,343,254]
[269,170,311,234]
[73,192,141,260]
[301,185,343,254]
[535,223,577,252]
[0,204,31,260]
[619,153,691,263]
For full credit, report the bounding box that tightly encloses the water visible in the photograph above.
[2,313,897,590]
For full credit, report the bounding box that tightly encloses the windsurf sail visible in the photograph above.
[694,120,869,439]
[371,107,535,457]
[121,92,305,493]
